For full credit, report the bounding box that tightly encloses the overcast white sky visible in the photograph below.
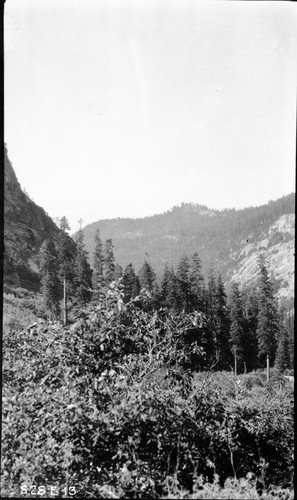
[5,0,297,232]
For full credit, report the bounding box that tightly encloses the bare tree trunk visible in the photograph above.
[228,428,237,479]
[266,354,270,382]
[234,354,237,377]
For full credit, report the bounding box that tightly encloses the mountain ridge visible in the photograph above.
[80,194,295,308]
[3,147,294,308]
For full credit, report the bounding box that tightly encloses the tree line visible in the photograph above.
[39,220,294,375]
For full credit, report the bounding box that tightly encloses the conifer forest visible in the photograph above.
[2,218,294,499]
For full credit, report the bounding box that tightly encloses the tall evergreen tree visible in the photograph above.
[206,268,216,327]
[176,255,191,312]
[160,264,171,305]
[59,216,71,233]
[256,254,278,367]
[58,216,74,286]
[213,274,230,370]
[103,239,116,285]
[114,263,123,280]
[57,216,74,325]
[160,264,178,311]
[229,282,246,374]
[92,229,104,288]
[204,268,217,363]
[275,306,291,373]
[74,223,93,306]
[189,252,206,313]
[122,263,140,302]
[243,291,259,371]
[39,239,61,320]
[138,258,156,294]
[159,263,170,308]
[286,311,294,370]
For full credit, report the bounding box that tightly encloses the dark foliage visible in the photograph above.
[2,282,294,498]
[256,255,278,366]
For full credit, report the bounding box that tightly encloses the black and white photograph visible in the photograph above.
[3,0,296,498]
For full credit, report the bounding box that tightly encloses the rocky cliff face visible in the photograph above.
[230,213,295,308]
[4,147,75,291]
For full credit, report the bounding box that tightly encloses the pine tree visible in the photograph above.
[243,291,258,371]
[213,274,230,370]
[176,255,191,312]
[204,268,217,363]
[57,216,74,325]
[286,311,294,370]
[229,282,246,374]
[256,254,278,368]
[39,239,61,320]
[92,229,104,288]
[122,263,139,302]
[59,216,71,233]
[275,306,291,373]
[189,252,206,313]
[74,224,93,306]
[103,239,115,285]
[58,217,74,284]
[160,263,171,306]
[114,263,123,280]
[138,258,156,293]
[160,264,178,311]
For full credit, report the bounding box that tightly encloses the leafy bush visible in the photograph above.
[2,283,294,498]
[94,474,294,499]
[284,369,294,376]
[241,373,264,389]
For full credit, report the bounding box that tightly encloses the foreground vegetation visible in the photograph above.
[2,284,294,498]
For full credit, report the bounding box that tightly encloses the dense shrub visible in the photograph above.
[241,373,264,389]
[3,288,45,335]
[283,368,294,376]
[2,284,294,498]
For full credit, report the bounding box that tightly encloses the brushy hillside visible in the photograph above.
[3,286,45,334]
[2,283,294,499]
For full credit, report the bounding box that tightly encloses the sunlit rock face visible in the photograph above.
[231,213,295,307]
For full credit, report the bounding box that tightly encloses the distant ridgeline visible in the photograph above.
[4,145,294,309]
[3,146,76,291]
[80,193,295,308]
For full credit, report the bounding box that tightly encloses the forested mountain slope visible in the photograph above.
[81,195,295,306]
[4,147,75,291]
[4,145,294,305]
